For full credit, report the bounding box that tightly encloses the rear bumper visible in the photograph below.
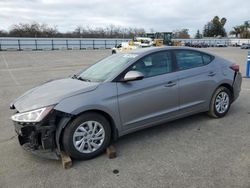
[14,121,60,160]
[233,72,242,101]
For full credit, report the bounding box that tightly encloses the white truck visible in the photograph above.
[111,37,153,54]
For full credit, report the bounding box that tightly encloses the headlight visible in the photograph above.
[11,106,54,123]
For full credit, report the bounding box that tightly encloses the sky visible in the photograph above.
[0,0,250,36]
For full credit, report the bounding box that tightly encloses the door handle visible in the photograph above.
[164,81,176,87]
[208,71,216,76]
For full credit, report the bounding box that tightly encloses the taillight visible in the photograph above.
[230,64,240,72]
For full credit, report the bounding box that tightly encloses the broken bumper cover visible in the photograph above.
[233,72,242,102]
[14,121,60,160]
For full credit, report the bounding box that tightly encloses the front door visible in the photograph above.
[116,51,179,131]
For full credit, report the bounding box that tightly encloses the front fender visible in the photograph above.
[54,83,122,142]
[55,115,72,152]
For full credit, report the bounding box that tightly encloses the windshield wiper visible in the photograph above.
[71,74,91,82]
[72,74,78,79]
[77,76,91,82]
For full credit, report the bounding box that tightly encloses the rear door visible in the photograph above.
[116,51,179,131]
[174,50,217,114]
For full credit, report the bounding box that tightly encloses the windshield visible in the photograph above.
[77,54,137,82]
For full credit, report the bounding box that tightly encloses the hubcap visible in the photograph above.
[73,121,105,153]
[215,91,229,114]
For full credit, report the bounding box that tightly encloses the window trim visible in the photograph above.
[173,49,214,71]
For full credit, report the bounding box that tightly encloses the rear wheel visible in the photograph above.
[62,112,111,160]
[208,86,232,118]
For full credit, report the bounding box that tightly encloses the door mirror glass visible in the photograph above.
[123,71,144,82]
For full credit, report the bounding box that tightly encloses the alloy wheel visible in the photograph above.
[215,91,230,114]
[73,121,105,153]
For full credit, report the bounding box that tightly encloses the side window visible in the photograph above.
[129,51,173,78]
[175,50,204,70]
[203,54,213,65]
[175,50,213,70]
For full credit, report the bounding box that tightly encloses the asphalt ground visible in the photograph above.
[0,47,249,188]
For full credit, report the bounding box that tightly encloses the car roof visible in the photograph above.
[124,46,214,56]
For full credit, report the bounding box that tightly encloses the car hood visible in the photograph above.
[11,78,100,112]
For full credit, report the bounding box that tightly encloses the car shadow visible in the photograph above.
[115,112,211,149]
[72,113,212,166]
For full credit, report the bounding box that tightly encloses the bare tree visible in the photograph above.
[173,29,190,39]
[5,22,146,38]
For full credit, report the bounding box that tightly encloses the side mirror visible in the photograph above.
[123,71,144,82]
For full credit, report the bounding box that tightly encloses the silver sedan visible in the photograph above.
[10,47,242,160]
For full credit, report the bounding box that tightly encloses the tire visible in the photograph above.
[208,86,232,118]
[62,112,111,160]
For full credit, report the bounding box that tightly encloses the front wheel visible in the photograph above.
[62,113,111,160]
[208,86,232,118]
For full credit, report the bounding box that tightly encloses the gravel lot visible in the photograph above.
[0,47,249,188]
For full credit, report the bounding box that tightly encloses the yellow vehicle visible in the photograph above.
[153,39,164,46]
[172,41,182,46]
[144,32,172,46]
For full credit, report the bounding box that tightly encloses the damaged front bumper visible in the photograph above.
[14,117,60,160]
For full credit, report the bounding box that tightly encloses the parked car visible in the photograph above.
[10,47,242,160]
[240,43,250,49]
[185,42,209,48]
[215,42,227,47]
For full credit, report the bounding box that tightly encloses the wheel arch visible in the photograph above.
[56,109,119,152]
[207,82,234,112]
[207,82,233,118]
[75,109,119,142]
[218,83,234,100]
